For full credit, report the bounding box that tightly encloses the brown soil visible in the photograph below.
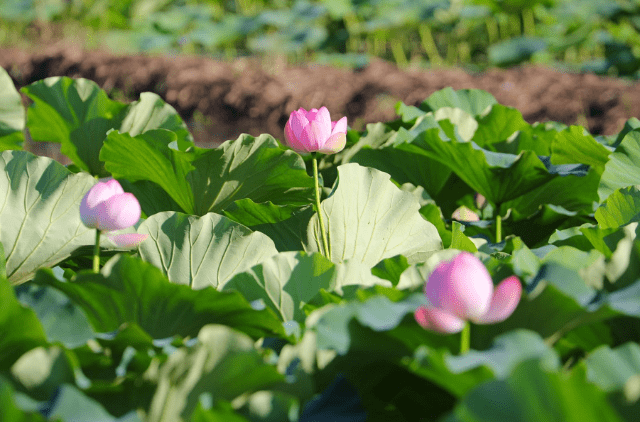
[2,45,640,162]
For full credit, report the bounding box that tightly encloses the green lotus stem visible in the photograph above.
[496,212,502,243]
[460,322,470,355]
[93,229,101,273]
[390,38,408,68]
[418,24,444,66]
[486,18,499,45]
[522,8,535,36]
[312,154,331,261]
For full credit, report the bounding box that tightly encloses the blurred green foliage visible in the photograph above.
[2,0,640,75]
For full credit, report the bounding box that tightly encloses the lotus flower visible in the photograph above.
[284,106,347,154]
[80,179,148,247]
[414,252,522,333]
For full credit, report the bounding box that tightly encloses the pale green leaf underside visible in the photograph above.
[0,67,25,151]
[0,151,96,284]
[306,163,442,266]
[224,251,391,322]
[138,211,278,289]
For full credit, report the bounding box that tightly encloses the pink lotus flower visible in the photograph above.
[80,179,148,247]
[414,252,522,333]
[284,106,347,154]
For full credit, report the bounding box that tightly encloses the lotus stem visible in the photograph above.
[419,24,444,66]
[93,229,101,273]
[312,154,331,261]
[460,322,470,355]
[496,212,502,244]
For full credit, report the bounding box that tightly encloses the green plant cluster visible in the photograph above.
[1,66,640,420]
[3,0,640,74]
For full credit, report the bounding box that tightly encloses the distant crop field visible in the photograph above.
[2,0,640,76]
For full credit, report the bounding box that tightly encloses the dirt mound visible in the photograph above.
[2,45,639,160]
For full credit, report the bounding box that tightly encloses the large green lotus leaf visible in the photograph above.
[118,92,193,149]
[420,87,497,117]
[403,345,493,399]
[10,345,75,401]
[602,224,640,287]
[503,167,600,218]
[118,179,184,218]
[0,238,6,280]
[138,211,278,289]
[0,151,96,284]
[450,360,626,422]
[33,255,285,340]
[187,134,314,214]
[14,283,94,348]
[406,330,558,398]
[433,107,479,142]
[101,129,196,214]
[471,104,529,148]
[411,127,562,205]
[22,77,128,176]
[395,101,426,123]
[446,330,559,379]
[223,251,391,323]
[305,163,442,266]
[604,278,640,318]
[191,403,251,422]
[223,251,335,323]
[0,276,47,371]
[223,199,314,252]
[595,186,640,229]
[344,120,453,198]
[38,383,142,422]
[102,132,314,215]
[310,293,430,355]
[599,130,640,202]
[551,126,611,174]
[494,121,560,156]
[22,78,194,176]
[145,324,285,422]
[0,67,24,151]
[585,343,640,392]
[0,375,47,421]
